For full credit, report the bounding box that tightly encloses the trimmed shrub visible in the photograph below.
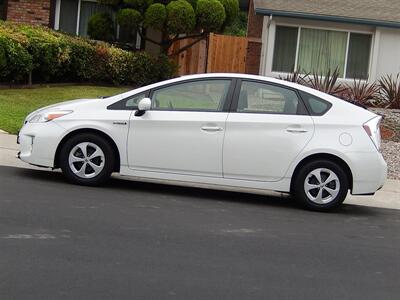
[0,21,175,85]
[196,0,226,32]
[117,8,143,30]
[88,12,114,41]
[166,0,196,34]
[186,0,198,9]
[123,0,153,10]
[144,3,167,30]
[217,0,239,25]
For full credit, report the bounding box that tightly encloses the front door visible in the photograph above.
[128,79,233,177]
[223,80,315,182]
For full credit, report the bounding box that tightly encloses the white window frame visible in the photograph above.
[270,23,374,81]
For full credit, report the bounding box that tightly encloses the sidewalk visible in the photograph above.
[1,132,399,209]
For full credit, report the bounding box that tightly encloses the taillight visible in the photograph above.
[363,116,382,151]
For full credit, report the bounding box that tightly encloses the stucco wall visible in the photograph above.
[375,28,400,79]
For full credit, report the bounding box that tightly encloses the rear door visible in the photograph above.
[223,79,314,181]
[128,78,234,177]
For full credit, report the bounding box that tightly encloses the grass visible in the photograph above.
[0,85,130,134]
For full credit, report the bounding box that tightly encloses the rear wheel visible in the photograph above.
[293,160,349,211]
[59,133,115,186]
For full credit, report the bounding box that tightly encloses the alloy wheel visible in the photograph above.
[303,168,340,204]
[68,142,105,179]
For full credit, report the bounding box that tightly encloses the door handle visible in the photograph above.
[201,126,223,132]
[286,127,308,133]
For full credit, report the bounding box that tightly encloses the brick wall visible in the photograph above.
[245,0,264,75]
[6,0,51,26]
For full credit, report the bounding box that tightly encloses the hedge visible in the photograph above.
[0,21,175,85]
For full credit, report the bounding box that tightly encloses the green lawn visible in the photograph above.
[0,85,130,134]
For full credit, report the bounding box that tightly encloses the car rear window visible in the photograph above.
[299,91,332,116]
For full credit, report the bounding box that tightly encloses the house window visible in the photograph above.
[272,26,372,79]
[0,0,5,20]
[57,0,114,37]
[78,0,115,37]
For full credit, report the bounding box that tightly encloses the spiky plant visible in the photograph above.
[341,79,379,106]
[306,68,346,97]
[278,70,308,85]
[377,74,400,109]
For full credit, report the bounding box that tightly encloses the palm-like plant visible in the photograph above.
[341,79,379,106]
[306,68,346,97]
[278,70,308,85]
[377,74,400,109]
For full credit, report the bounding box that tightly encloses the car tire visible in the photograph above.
[293,159,349,211]
[59,133,115,186]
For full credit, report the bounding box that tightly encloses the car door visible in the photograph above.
[128,78,234,177]
[223,79,315,182]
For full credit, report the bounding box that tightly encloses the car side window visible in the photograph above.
[237,81,304,115]
[299,91,332,116]
[151,80,231,111]
[107,92,146,110]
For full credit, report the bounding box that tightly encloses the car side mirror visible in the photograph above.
[135,98,152,116]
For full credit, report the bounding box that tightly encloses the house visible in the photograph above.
[0,0,146,51]
[246,0,400,82]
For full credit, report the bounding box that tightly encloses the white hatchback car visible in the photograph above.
[18,74,387,211]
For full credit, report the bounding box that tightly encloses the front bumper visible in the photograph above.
[18,121,65,168]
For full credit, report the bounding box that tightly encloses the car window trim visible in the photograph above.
[229,78,310,116]
[148,77,237,113]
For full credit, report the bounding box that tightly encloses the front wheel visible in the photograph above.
[59,133,115,186]
[293,160,349,211]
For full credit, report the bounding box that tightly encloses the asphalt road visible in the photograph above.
[0,166,399,300]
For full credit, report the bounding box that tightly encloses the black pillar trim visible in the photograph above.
[49,0,57,28]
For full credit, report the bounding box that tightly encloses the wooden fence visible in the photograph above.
[169,33,248,76]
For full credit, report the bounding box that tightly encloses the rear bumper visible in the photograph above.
[348,151,387,195]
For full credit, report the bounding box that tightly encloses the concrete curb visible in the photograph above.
[0,129,8,134]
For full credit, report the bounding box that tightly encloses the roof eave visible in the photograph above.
[255,8,400,29]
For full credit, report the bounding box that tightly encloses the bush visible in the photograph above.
[144,3,167,30]
[117,8,143,30]
[88,12,114,41]
[223,10,247,36]
[0,35,32,82]
[196,0,226,32]
[0,21,175,85]
[217,0,239,25]
[123,0,153,10]
[166,0,196,34]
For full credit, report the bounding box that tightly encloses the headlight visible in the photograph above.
[28,110,73,123]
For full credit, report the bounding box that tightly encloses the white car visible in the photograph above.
[18,74,387,211]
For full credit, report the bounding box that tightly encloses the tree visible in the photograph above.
[95,0,239,55]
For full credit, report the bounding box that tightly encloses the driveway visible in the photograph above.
[1,165,400,300]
